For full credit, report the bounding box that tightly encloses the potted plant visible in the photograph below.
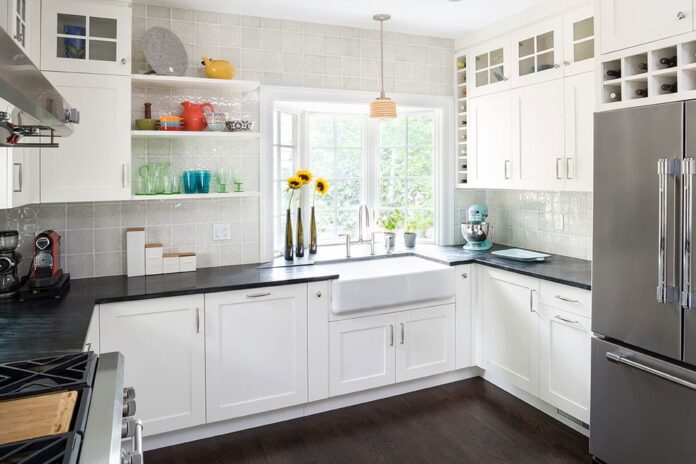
[403,220,418,248]
[404,212,433,248]
[377,209,403,251]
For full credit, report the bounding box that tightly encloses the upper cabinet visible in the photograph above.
[0,0,40,64]
[468,91,512,188]
[563,6,595,75]
[512,18,564,86]
[599,0,693,54]
[40,0,131,75]
[469,37,511,97]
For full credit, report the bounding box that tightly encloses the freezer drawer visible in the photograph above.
[591,337,696,464]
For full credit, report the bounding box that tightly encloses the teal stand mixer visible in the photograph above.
[461,204,493,251]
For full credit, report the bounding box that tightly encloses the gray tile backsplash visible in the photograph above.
[455,189,593,260]
[2,198,260,279]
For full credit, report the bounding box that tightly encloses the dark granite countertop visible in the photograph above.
[0,244,590,363]
[0,264,339,363]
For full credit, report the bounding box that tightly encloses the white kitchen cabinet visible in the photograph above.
[563,7,595,76]
[455,265,473,369]
[329,312,396,396]
[512,18,564,87]
[482,268,540,396]
[469,37,512,97]
[0,146,39,209]
[205,284,308,422]
[563,71,594,191]
[40,72,130,203]
[512,78,566,190]
[468,92,512,188]
[40,0,131,75]
[395,305,455,382]
[599,0,692,54]
[539,305,591,423]
[99,295,206,436]
[0,0,39,64]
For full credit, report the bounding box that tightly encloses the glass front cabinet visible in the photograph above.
[40,0,131,75]
[512,18,564,86]
[469,38,511,97]
[563,6,595,76]
[1,0,39,62]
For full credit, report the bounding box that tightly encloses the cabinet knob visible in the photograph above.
[563,60,570,66]
[462,273,468,278]
[316,291,322,298]
[121,58,127,64]
[554,63,561,69]
[677,11,686,20]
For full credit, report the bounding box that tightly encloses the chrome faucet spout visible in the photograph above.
[358,204,370,243]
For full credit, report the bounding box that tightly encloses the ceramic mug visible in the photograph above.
[205,112,227,132]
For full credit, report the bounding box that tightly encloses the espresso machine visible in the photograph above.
[0,231,22,298]
[461,204,493,251]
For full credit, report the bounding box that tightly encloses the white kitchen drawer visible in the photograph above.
[539,280,591,318]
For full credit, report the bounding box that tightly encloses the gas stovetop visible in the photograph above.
[0,353,96,401]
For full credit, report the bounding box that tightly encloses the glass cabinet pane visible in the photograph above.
[573,17,594,41]
[476,70,488,87]
[537,51,554,71]
[490,66,504,83]
[574,40,594,62]
[476,53,488,70]
[90,17,117,39]
[17,0,25,20]
[519,56,535,76]
[89,40,117,61]
[518,37,534,58]
[490,48,504,66]
[57,14,86,35]
[58,37,86,59]
[536,31,554,52]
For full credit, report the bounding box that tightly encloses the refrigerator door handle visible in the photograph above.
[657,158,679,304]
[606,351,696,391]
[683,158,695,309]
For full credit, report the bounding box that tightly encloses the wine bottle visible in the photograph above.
[638,62,648,71]
[608,91,621,100]
[606,69,621,78]
[661,83,678,93]
[659,56,677,68]
[635,89,648,97]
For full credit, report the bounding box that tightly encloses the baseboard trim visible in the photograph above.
[480,371,590,437]
[144,367,480,451]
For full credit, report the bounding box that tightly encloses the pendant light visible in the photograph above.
[370,14,397,119]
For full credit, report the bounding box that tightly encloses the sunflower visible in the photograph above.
[296,170,313,184]
[287,176,302,190]
[313,178,330,206]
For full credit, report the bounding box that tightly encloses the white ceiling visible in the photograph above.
[138,0,548,38]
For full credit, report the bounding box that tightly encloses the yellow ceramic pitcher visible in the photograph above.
[201,56,235,80]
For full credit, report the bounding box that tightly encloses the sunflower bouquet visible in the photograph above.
[285,170,330,259]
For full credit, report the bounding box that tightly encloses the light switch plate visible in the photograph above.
[213,223,232,241]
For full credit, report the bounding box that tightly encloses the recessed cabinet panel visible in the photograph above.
[468,92,512,188]
[564,71,594,191]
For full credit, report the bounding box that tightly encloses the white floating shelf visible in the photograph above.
[131,130,260,140]
[132,191,260,201]
[131,74,260,92]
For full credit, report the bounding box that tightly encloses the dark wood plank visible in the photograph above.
[145,378,591,464]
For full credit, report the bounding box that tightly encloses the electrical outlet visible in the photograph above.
[554,214,564,231]
[212,223,232,241]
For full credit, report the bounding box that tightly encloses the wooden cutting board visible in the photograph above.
[0,391,78,445]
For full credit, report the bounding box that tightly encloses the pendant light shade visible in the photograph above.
[370,14,397,119]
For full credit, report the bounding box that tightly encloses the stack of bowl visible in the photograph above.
[159,116,184,131]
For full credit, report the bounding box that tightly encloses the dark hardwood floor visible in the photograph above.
[145,378,590,464]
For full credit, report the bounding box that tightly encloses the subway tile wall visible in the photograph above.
[132,4,455,96]
[454,189,593,260]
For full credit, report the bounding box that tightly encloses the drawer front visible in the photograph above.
[540,280,591,318]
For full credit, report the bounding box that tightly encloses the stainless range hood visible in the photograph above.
[0,26,79,147]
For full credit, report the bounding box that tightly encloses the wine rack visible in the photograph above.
[599,34,696,109]
[455,52,468,187]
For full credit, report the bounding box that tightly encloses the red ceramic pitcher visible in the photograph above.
[179,101,215,131]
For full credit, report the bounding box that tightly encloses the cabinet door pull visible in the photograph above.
[566,157,572,180]
[389,325,394,346]
[247,291,271,298]
[400,323,405,344]
[529,289,538,313]
[556,158,563,179]
[504,160,511,179]
[554,314,578,324]
[554,295,579,303]
[13,162,22,192]
[195,308,200,333]
[122,164,129,188]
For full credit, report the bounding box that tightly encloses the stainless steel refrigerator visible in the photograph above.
[592,102,696,464]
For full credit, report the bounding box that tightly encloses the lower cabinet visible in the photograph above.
[482,268,540,396]
[99,295,206,436]
[329,304,455,396]
[540,305,591,423]
[205,284,308,422]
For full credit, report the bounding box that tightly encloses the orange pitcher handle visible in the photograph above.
[202,102,215,113]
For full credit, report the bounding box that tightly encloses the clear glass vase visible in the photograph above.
[296,207,305,257]
[309,206,318,254]
[284,209,293,261]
